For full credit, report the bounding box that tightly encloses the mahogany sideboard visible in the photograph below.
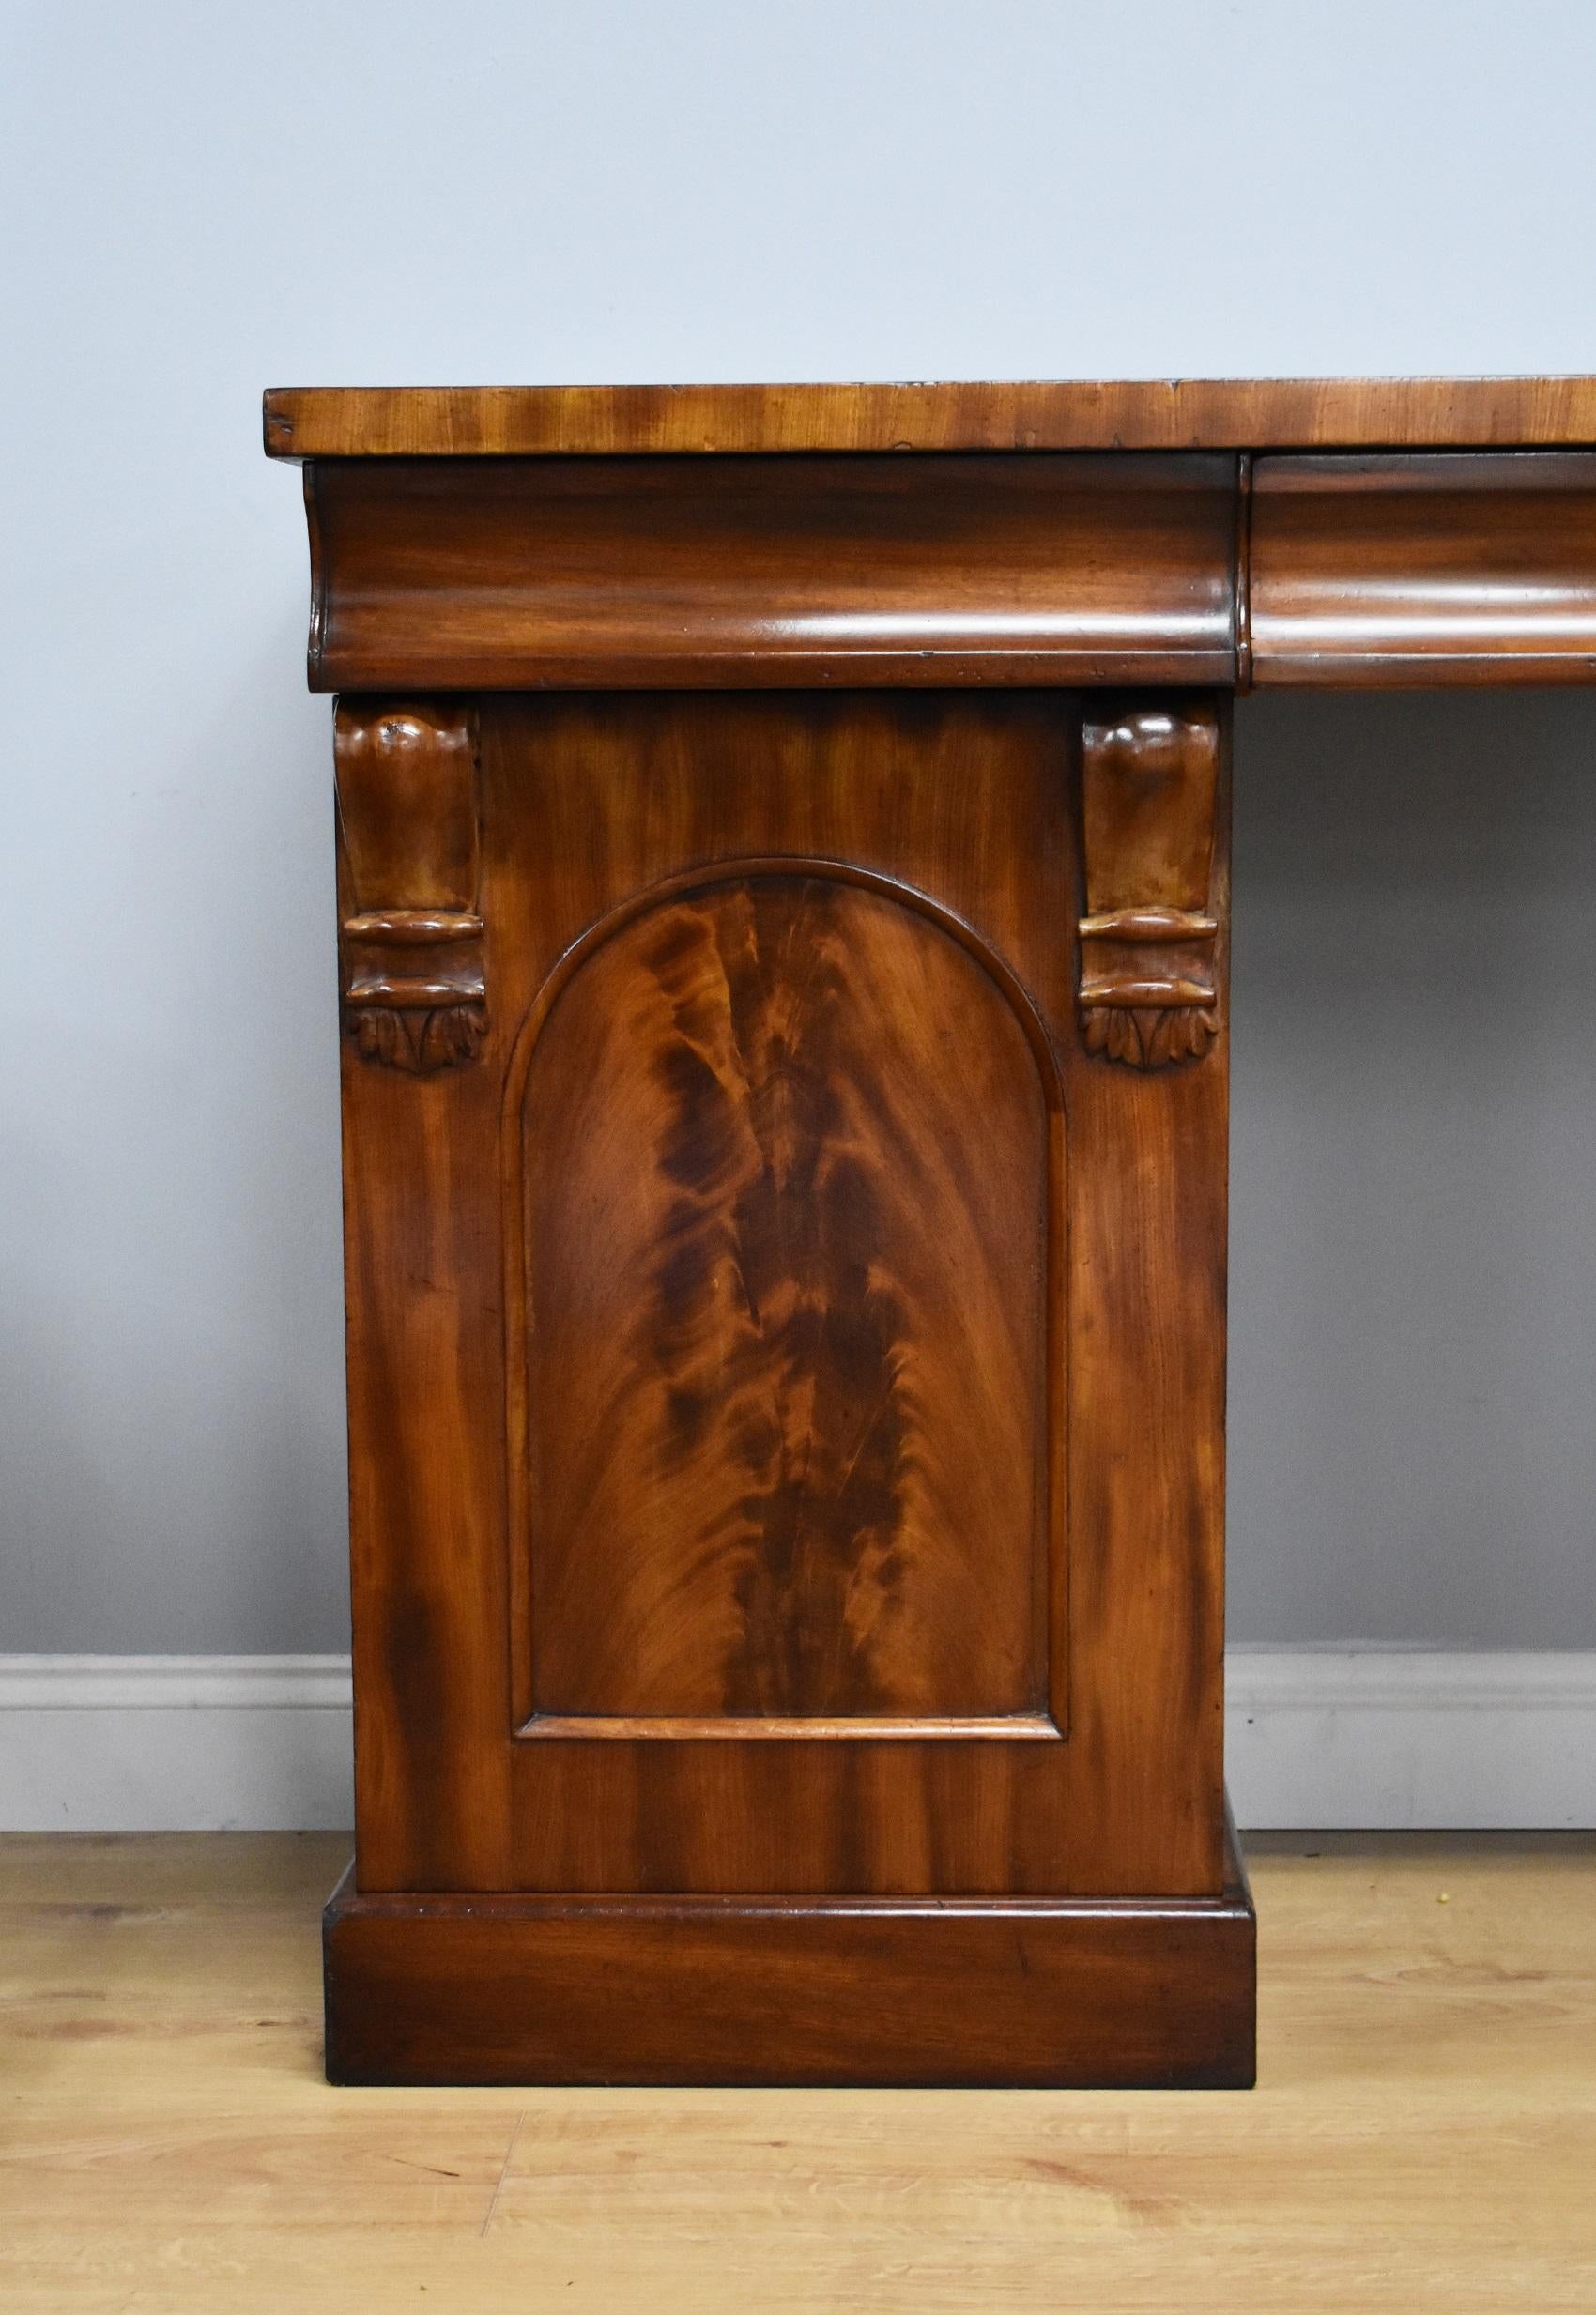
[265,376,1596,2088]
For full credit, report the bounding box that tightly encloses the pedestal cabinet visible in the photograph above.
[265,376,1596,2087]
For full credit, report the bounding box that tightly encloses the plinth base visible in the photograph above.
[323,1817,1255,2089]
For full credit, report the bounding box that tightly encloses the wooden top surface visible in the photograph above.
[263,376,1596,458]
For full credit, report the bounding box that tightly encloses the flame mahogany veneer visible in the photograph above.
[266,378,1596,2087]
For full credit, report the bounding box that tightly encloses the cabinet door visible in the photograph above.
[339,690,1228,1897]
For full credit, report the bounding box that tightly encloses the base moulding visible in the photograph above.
[323,1814,1256,2089]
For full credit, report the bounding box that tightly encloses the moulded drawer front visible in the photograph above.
[1249,452,1596,685]
[305,452,1239,690]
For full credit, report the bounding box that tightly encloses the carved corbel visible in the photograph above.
[1078,700,1221,1069]
[334,700,486,1071]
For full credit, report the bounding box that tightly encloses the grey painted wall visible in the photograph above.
[1230,694,1596,1645]
[3,1,1593,1653]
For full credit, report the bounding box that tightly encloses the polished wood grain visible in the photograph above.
[274,385,1258,2083]
[514,868,1052,1734]
[340,689,1224,1904]
[322,1831,1255,2088]
[6,1833,1593,2315]
[1251,452,1596,684]
[264,375,1596,457]
[303,438,1596,699]
[303,452,1238,691]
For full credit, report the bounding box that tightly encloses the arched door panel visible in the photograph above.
[511,867,1059,1740]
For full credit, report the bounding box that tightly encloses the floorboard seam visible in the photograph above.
[479,2109,525,2237]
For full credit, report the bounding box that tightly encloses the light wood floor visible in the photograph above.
[1,1835,1591,2313]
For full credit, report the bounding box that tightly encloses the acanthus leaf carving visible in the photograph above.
[1081,1000,1220,1069]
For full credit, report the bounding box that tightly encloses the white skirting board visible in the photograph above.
[0,1649,1590,1832]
